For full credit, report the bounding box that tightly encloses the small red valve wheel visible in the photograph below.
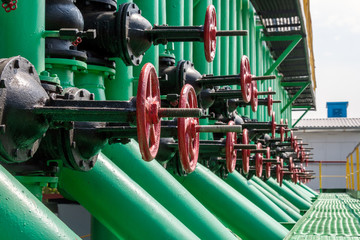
[136,63,161,162]
[267,87,273,116]
[288,157,293,172]
[250,80,258,112]
[276,157,283,186]
[240,56,252,103]
[292,169,298,183]
[204,4,217,62]
[178,84,200,173]
[2,0,17,12]
[226,121,237,173]
[271,111,276,139]
[265,162,271,179]
[255,143,263,178]
[242,128,250,175]
[279,119,285,142]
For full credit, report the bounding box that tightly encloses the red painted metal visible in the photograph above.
[178,84,200,173]
[242,129,250,175]
[225,121,237,173]
[204,5,217,62]
[2,0,17,12]
[255,143,263,178]
[251,80,258,112]
[271,112,276,139]
[240,56,252,103]
[267,87,273,116]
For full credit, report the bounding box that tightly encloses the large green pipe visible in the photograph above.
[91,217,121,240]
[300,183,319,196]
[250,177,300,213]
[166,0,184,61]
[174,164,289,240]
[291,181,317,197]
[249,178,302,221]
[183,0,193,61]
[265,178,312,210]
[0,164,80,239]
[282,180,314,202]
[225,171,295,223]
[236,0,244,116]
[220,0,229,76]
[59,153,198,239]
[212,0,221,76]
[0,0,45,72]
[103,142,237,239]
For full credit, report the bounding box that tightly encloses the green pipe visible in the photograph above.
[0,0,45,72]
[236,0,244,116]
[0,164,80,239]
[212,0,221,76]
[249,178,302,221]
[300,183,319,196]
[133,0,159,95]
[265,178,312,211]
[220,0,229,76]
[75,65,115,100]
[102,142,237,240]
[166,0,184,62]
[282,180,315,202]
[91,217,122,240]
[159,0,166,54]
[241,0,250,117]
[58,153,199,240]
[250,177,300,213]
[225,171,295,223]
[175,164,289,240]
[183,0,193,61]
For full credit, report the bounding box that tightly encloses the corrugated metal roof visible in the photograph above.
[295,118,360,129]
[250,0,316,109]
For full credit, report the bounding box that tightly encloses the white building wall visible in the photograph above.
[294,130,360,191]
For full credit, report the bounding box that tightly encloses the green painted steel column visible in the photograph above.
[59,153,199,240]
[0,164,80,239]
[300,183,319,196]
[250,177,300,213]
[249,178,302,221]
[166,0,184,62]
[236,0,244,116]
[184,0,193,61]
[0,0,45,72]
[133,0,159,96]
[175,164,289,240]
[212,0,221,75]
[91,217,122,240]
[159,0,167,54]
[220,0,229,76]
[283,180,313,203]
[265,178,312,211]
[102,141,237,239]
[241,0,250,117]
[225,171,295,223]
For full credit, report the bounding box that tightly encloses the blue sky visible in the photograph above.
[293,0,360,119]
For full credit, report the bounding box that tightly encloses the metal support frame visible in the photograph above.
[262,35,302,76]
[292,106,311,127]
[281,82,310,113]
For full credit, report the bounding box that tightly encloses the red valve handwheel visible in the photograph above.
[204,5,217,62]
[242,128,250,175]
[276,157,283,186]
[250,80,258,112]
[255,143,263,178]
[292,169,298,183]
[280,119,285,142]
[136,63,161,162]
[271,111,276,139]
[267,87,273,116]
[226,121,237,173]
[240,56,252,103]
[178,84,200,173]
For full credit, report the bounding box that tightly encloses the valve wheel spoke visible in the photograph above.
[204,5,217,62]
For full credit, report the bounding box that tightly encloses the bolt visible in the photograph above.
[0,80,6,88]
[79,90,84,97]
[89,160,95,168]
[79,160,84,167]
[90,93,95,100]
[29,66,34,75]
[13,60,19,69]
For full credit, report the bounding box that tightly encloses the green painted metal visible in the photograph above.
[251,177,301,213]
[249,178,302,221]
[300,183,319,196]
[225,171,296,223]
[291,182,317,199]
[183,0,193,62]
[45,58,87,89]
[284,194,360,239]
[265,178,312,211]
[220,0,229,76]
[59,153,199,240]
[263,35,302,76]
[292,106,311,127]
[281,82,310,113]
[212,0,221,76]
[16,176,58,201]
[75,65,115,100]
[0,164,80,239]
[0,0,45,72]
[91,217,122,240]
[102,141,237,240]
[175,164,289,240]
[241,0,250,117]
[282,180,314,203]
[166,0,184,62]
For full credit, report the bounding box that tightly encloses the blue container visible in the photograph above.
[326,102,348,118]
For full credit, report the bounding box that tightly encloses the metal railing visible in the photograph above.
[346,143,360,191]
